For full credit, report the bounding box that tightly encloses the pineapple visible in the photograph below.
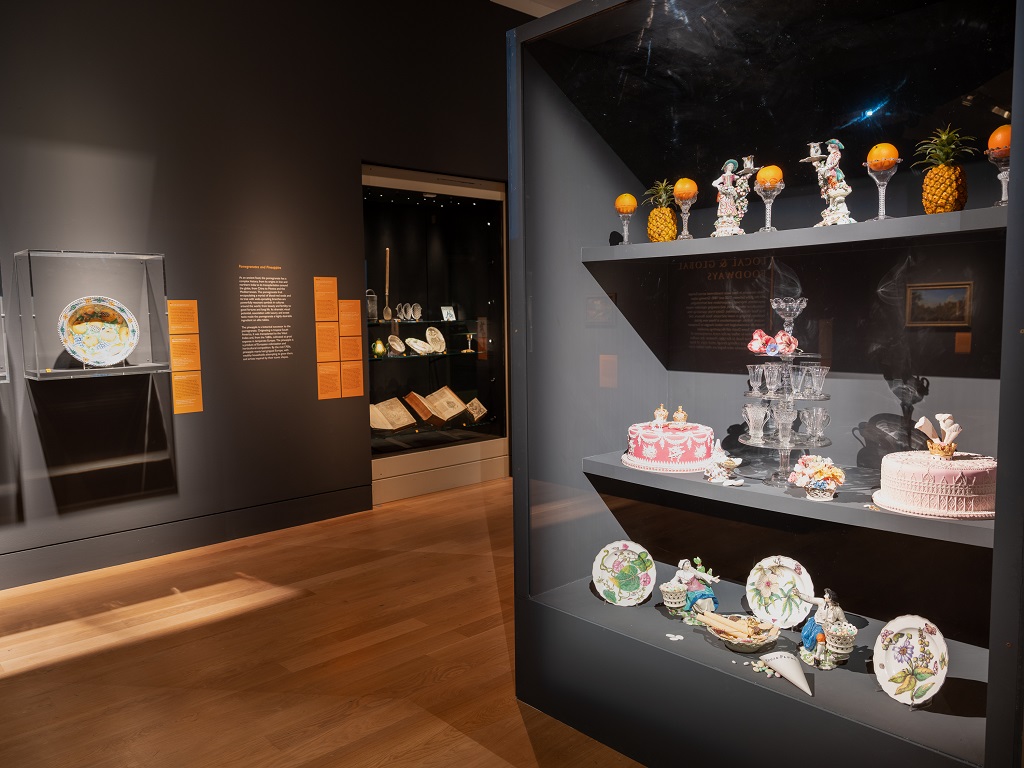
[913,125,978,214]
[643,179,678,241]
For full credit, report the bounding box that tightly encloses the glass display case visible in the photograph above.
[509,1,1021,766]
[14,250,169,380]
[362,177,507,459]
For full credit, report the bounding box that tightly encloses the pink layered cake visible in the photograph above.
[872,451,997,519]
[622,417,715,473]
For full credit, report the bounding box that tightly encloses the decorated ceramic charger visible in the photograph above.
[425,326,446,353]
[745,555,814,629]
[873,615,949,706]
[58,296,139,367]
[592,540,655,606]
[405,338,433,356]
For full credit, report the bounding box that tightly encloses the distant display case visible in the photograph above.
[14,250,169,380]
[0,264,10,384]
[363,177,507,458]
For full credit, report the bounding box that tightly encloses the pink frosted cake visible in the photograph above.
[622,420,715,473]
[872,451,997,519]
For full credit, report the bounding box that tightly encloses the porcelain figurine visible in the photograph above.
[793,587,856,670]
[659,557,720,625]
[802,139,855,226]
[711,159,750,237]
[704,439,744,486]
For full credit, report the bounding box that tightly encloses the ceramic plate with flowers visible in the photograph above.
[873,615,949,706]
[592,540,656,606]
[789,454,846,500]
[745,555,814,628]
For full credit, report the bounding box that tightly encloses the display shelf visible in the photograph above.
[581,207,1008,265]
[737,434,832,450]
[582,451,994,548]
[532,569,986,767]
[13,250,170,380]
[370,351,476,362]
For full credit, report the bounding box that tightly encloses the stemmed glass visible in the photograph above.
[763,363,782,396]
[985,149,1010,207]
[809,365,830,396]
[754,181,785,232]
[773,402,798,446]
[747,364,763,394]
[863,159,901,220]
[770,297,807,337]
[675,192,697,239]
[790,366,808,398]
[800,407,831,445]
[619,212,633,244]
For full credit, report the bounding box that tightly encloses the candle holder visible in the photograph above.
[985,150,1010,207]
[675,192,697,239]
[863,159,901,220]
[754,181,784,232]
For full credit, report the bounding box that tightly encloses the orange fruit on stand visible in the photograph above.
[755,165,783,186]
[614,193,638,214]
[867,143,900,171]
[673,177,698,200]
[988,124,1011,158]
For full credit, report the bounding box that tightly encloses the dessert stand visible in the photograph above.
[738,299,832,486]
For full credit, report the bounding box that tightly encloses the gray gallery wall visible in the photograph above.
[0,0,528,588]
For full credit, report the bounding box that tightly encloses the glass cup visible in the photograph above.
[763,363,782,396]
[743,403,770,443]
[747,364,763,394]
[800,407,831,444]
[790,365,808,398]
[773,403,798,446]
[810,365,830,396]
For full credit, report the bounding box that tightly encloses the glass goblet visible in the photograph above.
[985,149,1010,207]
[675,192,697,239]
[863,158,901,220]
[754,181,785,232]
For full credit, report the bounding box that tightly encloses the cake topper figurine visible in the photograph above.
[794,587,857,670]
[653,404,669,424]
[801,139,856,226]
[915,413,962,459]
[659,557,721,624]
[711,158,750,237]
[672,406,688,423]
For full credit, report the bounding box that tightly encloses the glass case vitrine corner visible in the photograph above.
[13,250,170,380]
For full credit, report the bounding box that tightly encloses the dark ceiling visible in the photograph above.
[526,0,1014,201]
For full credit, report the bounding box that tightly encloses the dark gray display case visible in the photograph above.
[508,1,1023,765]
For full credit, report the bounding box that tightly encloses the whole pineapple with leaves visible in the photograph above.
[914,125,978,214]
[643,179,678,241]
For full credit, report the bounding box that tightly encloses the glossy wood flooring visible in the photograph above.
[0,478,641,768]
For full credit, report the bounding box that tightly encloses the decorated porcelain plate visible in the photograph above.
[425,326,446,353]
[405,338,433,356]
[745,555,814,629]
[592,540,655,607]
[873,615,949,706]
[388,335,406,354]
[58,296,139,367]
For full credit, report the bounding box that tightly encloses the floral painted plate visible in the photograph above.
[745,555,814,629]
[58,296,139,367]
[592,540,656,607]
[873,615,949,706]
[425,326,446,353]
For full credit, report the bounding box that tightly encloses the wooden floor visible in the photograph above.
[0,478,641,768]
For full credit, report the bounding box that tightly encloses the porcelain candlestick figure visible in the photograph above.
[803,139,856,226]
[794,587,856,670]
[711,159,750,237]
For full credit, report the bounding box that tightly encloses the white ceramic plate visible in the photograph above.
[58,296,140,367]
[873,615,949,706]
[592,540,655,607]
[405,338,433,355]
[425,326,446,353]
[388,335,406,354]
[745,555,814,628]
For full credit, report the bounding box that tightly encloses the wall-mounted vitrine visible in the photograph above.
[14,250,169,380]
